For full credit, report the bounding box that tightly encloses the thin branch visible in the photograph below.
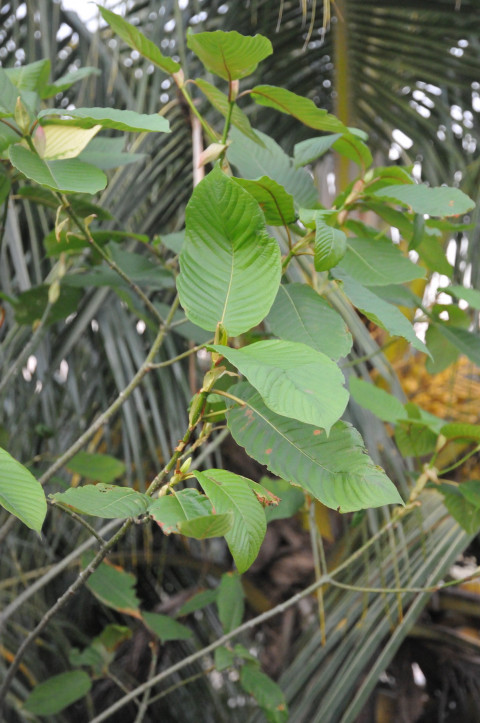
[133,643,159,723]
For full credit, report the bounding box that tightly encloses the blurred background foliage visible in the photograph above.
[1,1,480,721]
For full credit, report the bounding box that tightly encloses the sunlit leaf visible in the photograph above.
[38,107,170,133]
[211,340,348,433]
[187,29,272,81]
[177,166,281,336]
[373,184,475,216]
[232,176,296,226]
[9,145,107,194]
[251,85,345,133]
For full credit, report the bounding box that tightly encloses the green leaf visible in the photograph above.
[6,59,50,93]
[251,85,345,133]
[51,484,149,519]
[394,421,437,458]
[98,6,180,74]
[266,283,352,361]
[425,324,459,374]
[314,218,347,271]
[156,231,184,254]
[194,469,266,573]
[349,378,407,424]
[177,166,281,336]
[211,341,348,433]
[195,79,263,145]
[332,269,429,355]
[0,123,21,153]
[440,285,480,311]
[142,612,192,642]
[187,29,272,81]
[215,646,236,671]
[23,671,91,716]
[176,589,218,617]
[240,664,288,723]
[41,67,101,98]
[416,235,453,277]
[70,625,131,673]
[373,184,475,217]
[440,423,480,443]
[9,145,107,194]
[438,484,480,535]
[228,128,318,208]
[63,248,173,290]
[232,176,296,226]
[178,512,234,539]
[456,480,480,509]
[0,448,47,531]
[259,478,305,523]
[226,382,403,513]
[148,488,212,533]
[84,554,142,618]
[39,107,170,133]
[294,130,372,169]
[66,452,125,483]
[12,284,82,326]
[217,572,245,632]
[0,68,20,117]
[431,323,480,367]
[339,237,424,287]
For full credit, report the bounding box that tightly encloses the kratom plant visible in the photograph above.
[1,9,480,721]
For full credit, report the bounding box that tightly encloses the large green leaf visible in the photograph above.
[66,451,125,483]
[266,284,353,360]
[232,176,296,226]
[187,29,272,81]
[98,6,180,74]
[349,377,407,424]
[228,128,318,208]
[51,484,149,519]
[339,237,424,286]
[211,340,348,433]
[0,448,46,531]
[332,269,428,354]
[314,218,347,271]
[23,671,91,716]
[38,107,170,133]
[84,554,141,618]
[226,383,403,512]
[9,145,106,194]
[251,85,345,133]
[217,572,245,632]
[240,664,288,723]
[195,79,262,145]
[294,130,372,169]
[373,184,475,216]
[142,612,192,642]
[194,469,266,573]
[177,166,281,336]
